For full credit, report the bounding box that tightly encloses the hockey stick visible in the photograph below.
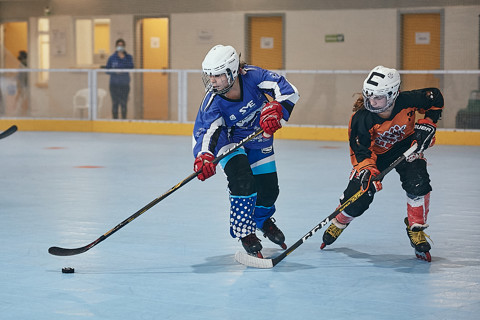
[49,128,264,256]
[235,143,418,268]
[0,125,18,140]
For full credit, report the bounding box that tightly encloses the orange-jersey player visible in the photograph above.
[320,66,444,262]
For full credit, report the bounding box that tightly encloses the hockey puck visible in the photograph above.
[62,267,75,273]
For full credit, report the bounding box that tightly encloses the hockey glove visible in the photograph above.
[194,152,217,181]
[260,101,283,137]
[412,118,436,154]
[358,167,383,192]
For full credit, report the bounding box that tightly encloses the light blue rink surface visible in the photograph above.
[1,131,479,320]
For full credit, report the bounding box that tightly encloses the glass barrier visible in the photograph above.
[1,68,479,129]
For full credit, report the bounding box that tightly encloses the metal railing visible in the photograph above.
[1,68,479,129]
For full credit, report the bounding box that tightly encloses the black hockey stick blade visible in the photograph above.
[49,242,98,256]
[49,129,264,256]
[0,125,18,139]
[235,143,418,268]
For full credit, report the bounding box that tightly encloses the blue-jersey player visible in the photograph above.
[192,45,300,257]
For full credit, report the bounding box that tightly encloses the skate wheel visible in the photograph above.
[247,251,263,258]
[415,251,431,262]
[280,243,287,250]
[320,243,326,250]
[425,252,432,262]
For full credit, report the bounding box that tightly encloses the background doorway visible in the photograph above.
[136,17,169,120]
[401,13,442,90]
[247,15,284,70]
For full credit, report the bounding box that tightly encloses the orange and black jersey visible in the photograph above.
[349,88,444,170]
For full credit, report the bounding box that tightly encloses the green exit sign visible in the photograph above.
[325,34,344,42]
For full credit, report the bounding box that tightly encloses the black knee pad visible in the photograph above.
[254,172,279,207]
[396,159,432,196]
[342,179,375,217]
[224,155,256,196]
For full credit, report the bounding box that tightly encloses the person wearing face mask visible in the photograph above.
[106,39,134,119]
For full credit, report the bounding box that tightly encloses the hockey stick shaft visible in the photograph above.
[49,129,264,256]
[0,125,18,139]
[273,143,418,266]
[235,143,418,268]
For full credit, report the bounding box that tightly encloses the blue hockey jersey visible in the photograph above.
[192,65,299,157]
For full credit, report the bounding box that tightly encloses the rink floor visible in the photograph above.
[1,130,479,320]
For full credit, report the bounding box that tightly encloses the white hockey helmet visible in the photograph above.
[362,66,401,113]
[202,45,240,94]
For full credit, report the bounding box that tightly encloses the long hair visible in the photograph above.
[239,60,247,75]
[352,93,365,112]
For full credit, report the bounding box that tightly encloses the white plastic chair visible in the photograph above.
[73,88,107,118]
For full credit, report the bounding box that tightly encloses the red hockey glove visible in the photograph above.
[260,101,283,137]
[194,152,217,181]
[358,166,382,192]
[412,118,436,154]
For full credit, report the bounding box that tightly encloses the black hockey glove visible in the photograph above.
[412,118,436,154]
[358,167,382,192]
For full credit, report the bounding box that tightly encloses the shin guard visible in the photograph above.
[229,193,257,239]
[253,205,275,230]
[335,211,354,226]
[407,192,430,229]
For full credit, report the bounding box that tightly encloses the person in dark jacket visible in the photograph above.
[106,39,134,119]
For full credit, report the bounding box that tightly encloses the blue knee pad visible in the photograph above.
[219,147,246,169]
[254,205,276,229]
[229,193,257,238]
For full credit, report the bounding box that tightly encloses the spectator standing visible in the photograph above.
[106,39,134,119]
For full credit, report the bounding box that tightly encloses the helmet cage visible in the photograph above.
[202,68,236,95]
[362,90,398,113]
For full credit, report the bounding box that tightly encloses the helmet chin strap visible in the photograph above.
[378,104,395,117]
[365,102,390,113]
[214,81,235,95]
[214,71,237,95]
[365,96,396,114]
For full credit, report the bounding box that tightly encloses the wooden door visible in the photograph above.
[142,18,169,120]
[2,21,28,68]
[248,16,283,70]
[401,13,441,90]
